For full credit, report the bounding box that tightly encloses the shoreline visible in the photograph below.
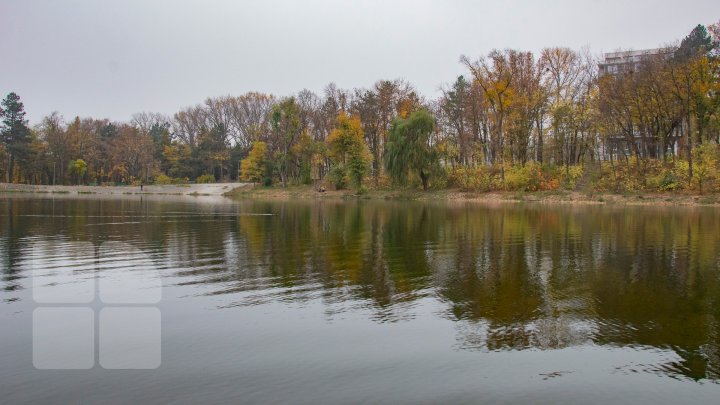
[0,182,251,197]
[3,182,720,207]
[227,185,720,207]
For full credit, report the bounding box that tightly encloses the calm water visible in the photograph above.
[2,195,720,403]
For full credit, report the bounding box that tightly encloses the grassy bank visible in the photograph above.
[226,184,720,207]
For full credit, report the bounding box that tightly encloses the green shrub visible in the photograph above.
[327,165,348,190]
[154,174,173,185]
[691,142,720,193]
[559,165,584,189]
[196,174,215,184]
[449,167,492,191]
[648,170,679,191]
[505,164,543,192]
[430,167,448,189]
[594,161,643,192]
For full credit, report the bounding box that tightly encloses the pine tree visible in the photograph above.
[675,24,715,62]
[0,92,32,183]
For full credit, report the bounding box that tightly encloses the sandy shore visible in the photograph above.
[0,182,251,197]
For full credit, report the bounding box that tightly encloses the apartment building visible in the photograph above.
[598,48,674,76]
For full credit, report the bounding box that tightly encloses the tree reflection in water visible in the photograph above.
[1,196,720,380]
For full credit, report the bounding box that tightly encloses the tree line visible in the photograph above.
[1,22,719,193]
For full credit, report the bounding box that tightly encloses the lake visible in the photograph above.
[2,194,720,403]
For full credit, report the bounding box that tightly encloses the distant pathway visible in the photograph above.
[0,182,251,197]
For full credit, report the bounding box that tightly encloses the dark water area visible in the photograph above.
[2,195,720,403]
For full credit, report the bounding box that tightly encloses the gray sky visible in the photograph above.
[1,0,716,124]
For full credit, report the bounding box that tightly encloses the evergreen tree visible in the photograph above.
[675,24,716,61]
[0,92,32,183]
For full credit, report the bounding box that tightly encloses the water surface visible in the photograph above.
[2,195,720,403]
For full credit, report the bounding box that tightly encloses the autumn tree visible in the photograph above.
[132,112,171,163]
[692,142,719,193]
[352,79,420,184]
[24,132,51,185]
[110,125,155,182]
[90,120,120,183]
[461,51,515,177]
[172,104,207,147]
[598,50,683,181]
[541,47,580,165]
[198,124,230,181]
[270,97,303,187]
[240,141,268,184]
[68,159,87,185]
[326,113,372,191]
[63,117,104,182]
[41,112,70,184]
[320,83,351,137]
[163,142,195,179]
[292,131,326,185]
[668,24,720,178]
[438,76,487,166]
[229,92,275,148]
[506,50,545,165]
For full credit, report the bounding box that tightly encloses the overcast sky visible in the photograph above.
[1,0,717,124]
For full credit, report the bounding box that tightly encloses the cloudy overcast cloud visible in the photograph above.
[1,0,717,123]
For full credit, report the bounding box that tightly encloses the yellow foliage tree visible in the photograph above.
[326,113,373,191]
[240,141,268,184]
[692,142,719,193]
[291,130,325,184]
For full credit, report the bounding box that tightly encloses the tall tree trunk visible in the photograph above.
[687,115,693,179]
[420,170,429,191]
[8,155,15,183]
[536,117,543,164]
